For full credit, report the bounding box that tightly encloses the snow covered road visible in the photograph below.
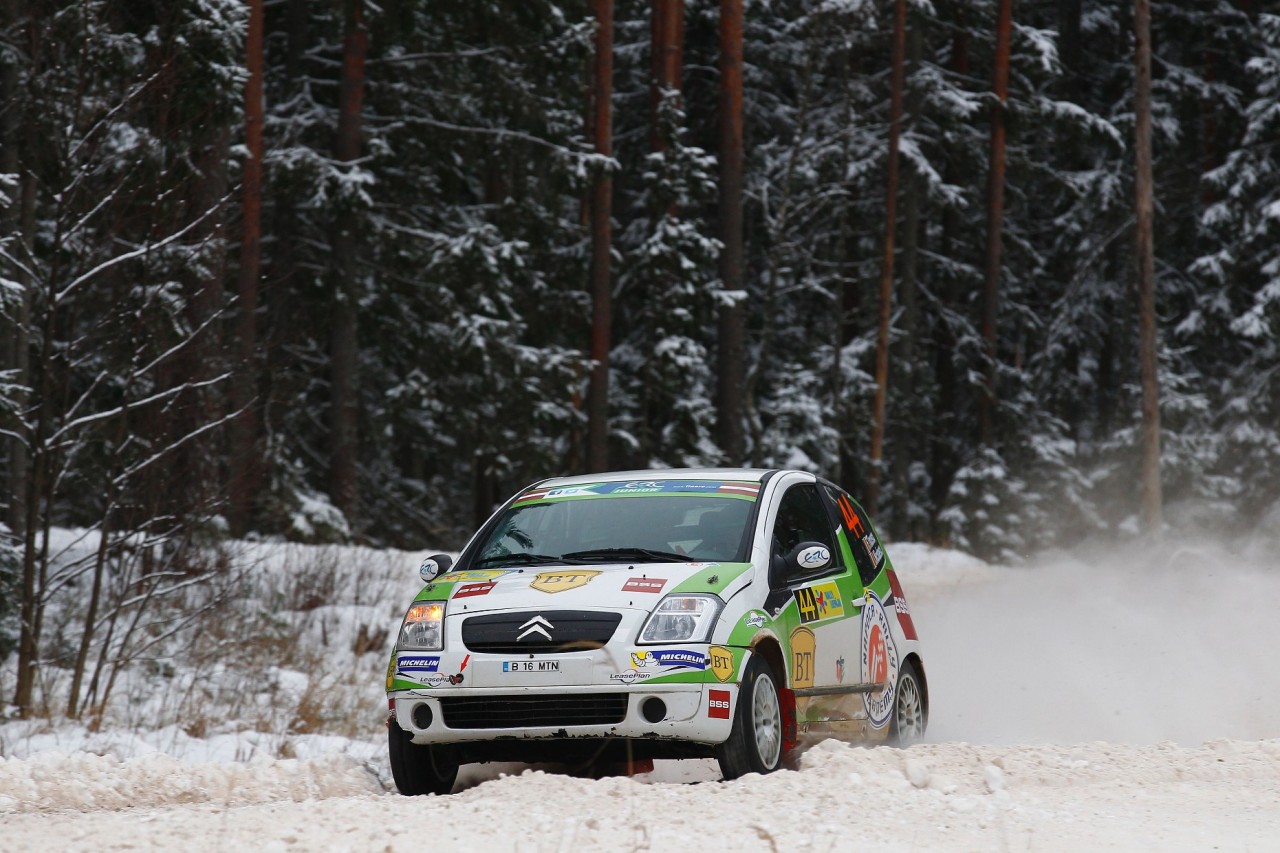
[4,738,1279,851]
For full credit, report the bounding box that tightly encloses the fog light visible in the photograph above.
[641,697,667,724]
[412,703,433,729]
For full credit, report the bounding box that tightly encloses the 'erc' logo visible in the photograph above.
[517,615,554,641]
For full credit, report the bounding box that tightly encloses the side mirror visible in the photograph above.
[419,553,453,583]
[786,542,832,575]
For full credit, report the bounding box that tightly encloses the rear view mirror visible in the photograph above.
[419,553,453,582]
[787,542,832,574]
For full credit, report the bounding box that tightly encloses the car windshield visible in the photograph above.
[471,482,758,566]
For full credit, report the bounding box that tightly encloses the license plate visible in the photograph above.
[502,660,562,673]
[473,657,591,687]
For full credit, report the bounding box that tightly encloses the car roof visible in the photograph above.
[535,467,777,489]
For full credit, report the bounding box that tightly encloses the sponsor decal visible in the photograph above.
[516,615,555,641]
[623,577,667,594]
[836,655,845,683]
[708,689,731,719]
[886,570,918,640]
[683,562,720,569]
[709,646,736,682]
[514,484,604,503]
[835,494,867,537]
[631,649,708,670]
[861,532,884,568]
[861,592,900,728]
[798,545,832,569]
[745,611,767,629]
[531,570,602,593]
[651,649,707,670]
[438,569,513,583]
[503,660,561,673]
[794,582,844,624]
[419,673,449,688]
[790,627,816,689]
[607,481,664,494]
[397,655,441,673]
[544,486,598,499]
[532,480,761,499]
[454,581,496,598]
[609,669,652,684]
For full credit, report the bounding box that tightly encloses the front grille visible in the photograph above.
[439,693,629,729]
[461,610,623,654]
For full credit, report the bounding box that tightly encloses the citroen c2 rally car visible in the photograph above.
[386,468,927,795]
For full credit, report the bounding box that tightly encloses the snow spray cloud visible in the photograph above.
[912,534,1280,746]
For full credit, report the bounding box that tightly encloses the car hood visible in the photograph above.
[415,560,755,613]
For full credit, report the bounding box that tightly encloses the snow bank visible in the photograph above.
[0,749,381,814]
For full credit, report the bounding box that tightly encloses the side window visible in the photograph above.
[824,485,883,587]
[770,484,840,580]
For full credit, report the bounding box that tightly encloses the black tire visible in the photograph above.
[715,654,784,780]
[388,720,459,795]
[889,659,927,746]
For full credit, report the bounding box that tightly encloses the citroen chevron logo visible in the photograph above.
[517,615,554,641]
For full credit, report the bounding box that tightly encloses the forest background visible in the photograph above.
[1,1,1278,717]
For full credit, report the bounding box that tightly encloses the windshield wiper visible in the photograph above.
[560,547,689,564]
[471,552,565,568]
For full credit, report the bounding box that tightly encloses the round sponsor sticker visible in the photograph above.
[861,591,900,729]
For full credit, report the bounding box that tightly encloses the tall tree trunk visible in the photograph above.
[978,0,1013,449]
[330,0,367,525]
[867,0,906,516]
[716,0,746,464]
[930,18,969,543]
[1058,0,1082,103]
[650,0,684,152]
[229,0,265,536]
[586,0,614,473]
[1134,0,1162,535]
[10,6,44,718]
[1,0,30,538]
[892,21,923,539]
[180,128,229,522]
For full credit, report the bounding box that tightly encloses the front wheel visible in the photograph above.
[715,655,784,780]
[388,719,459,795]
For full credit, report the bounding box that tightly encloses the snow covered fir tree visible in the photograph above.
[1,1,1278,719]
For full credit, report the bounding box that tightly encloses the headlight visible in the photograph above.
[398,601,446,650]
[637,594,724,644]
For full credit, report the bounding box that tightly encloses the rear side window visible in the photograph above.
[823,485,883,587]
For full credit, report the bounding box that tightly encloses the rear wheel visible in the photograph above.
[889,659,926,746]
[388,719,459,795]
[715,655,783,780]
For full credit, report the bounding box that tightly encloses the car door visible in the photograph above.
[821,481,905,736]
[766,480,865,729]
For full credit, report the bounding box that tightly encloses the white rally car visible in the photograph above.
[386,468,927,794]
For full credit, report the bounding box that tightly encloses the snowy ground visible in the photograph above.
[3,536,1280,850]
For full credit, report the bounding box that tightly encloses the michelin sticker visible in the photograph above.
[861,591,900,728]
[397,655,441,673]
[631,649,707,670]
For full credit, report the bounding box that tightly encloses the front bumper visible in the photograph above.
[392,680,739,747]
